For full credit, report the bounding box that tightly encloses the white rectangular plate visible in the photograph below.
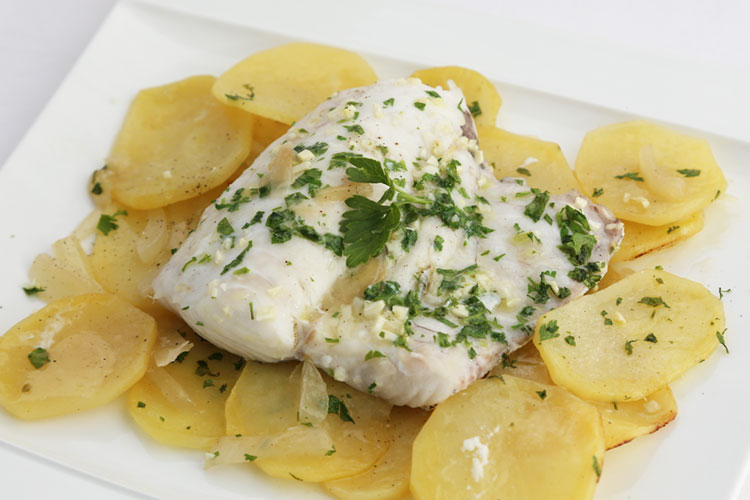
[1,1,749,499]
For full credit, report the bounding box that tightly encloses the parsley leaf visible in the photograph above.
[97,209,128,235]
[291,168,323,196]
[614,172,644,181]
[676,169,701,177]
[340,195,401,267]
[717,328,729,353]
[538,320,559,341]
[22,286,45,296]
[523,190,550,222]
[27,347,50,369]
[365,350,386,361]
[467,101,482,117]
[293,141,328,157]
[638,296,670,308]
[220,241,253,275]
[328,395,355,423]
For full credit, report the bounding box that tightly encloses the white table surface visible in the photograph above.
[1,0,748,498]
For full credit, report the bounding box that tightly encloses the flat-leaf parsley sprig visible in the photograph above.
[340,157,430,267]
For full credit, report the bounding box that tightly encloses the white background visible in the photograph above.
[0,0,748,498]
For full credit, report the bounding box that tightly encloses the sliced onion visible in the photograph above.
[152,329,194,367]
[640,144,686,201]
[136,209,168,264]
[205,425,334,468]
[297,359,329,425]
[146,365,195,409]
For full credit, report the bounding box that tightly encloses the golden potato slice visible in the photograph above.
[534,269,725,402]
[591,386,677,449]
[108,75,253,210]
[213,43,378,125]
[488,341,553,384]
[225,361,393,482]
[478,126,580,194]
[128,316,244,450]
[89,206,167,315]
[490,343,677,450]
[411,66,501,126]
[245,115,290,165]
[612,211,705,263]
[411,375,604,500]
[0,293,156,419]
[28,235,104,302]
[324,406,429,500]
[574,121,727,226]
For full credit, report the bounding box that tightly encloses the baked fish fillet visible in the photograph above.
[153,78,623,407]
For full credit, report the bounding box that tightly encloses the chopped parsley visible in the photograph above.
[624,339,636,355]
[343,124,365,135]
[676,169,701,177]
[592,187,604,197]
[22,286,45,296]
[365,350,386,361]
[565,335,576,346]
[516,167,531,176]
[614,172,644,181]
[225,84,255,101]
[97,209,128,235]
[329,152,363,169]
[425,90,441,98]
[137,401,146,408]
[433,235,444,251]
[368,382,377,393]
[717,329,729,353]
[638,296,670,308]
[244,454,257,462]
[413,102,426,111]
[538,320,560,341]
[523,190,550,223]
[383,98,395,107]
[217,217,234,236]
[27,347,50,369]
[327,395,355,423]
[220,241,253,275]
[644,333,658,343]
[467,101,482,117]
[291,168,323,196]
[592,456,602,477]
[293,141,328,157]
[536,390,547,400]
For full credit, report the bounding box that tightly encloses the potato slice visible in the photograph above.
[0,293,156,419]
[89,206,168,315]
[225,361,392,482]
[574,121,727,226]
[411,375,604,500]
[213,43,378,125]
[590,386,677,449]
[28,235,104,302]
[245,115,290,166]
[534,269,725,402]
[491,344,677,449]
[595,262,634,290]
[612,212,704,263]
[411,66,501,126]
[478,126,580,194]
[108,75,253,210]
[128,316,244,450]
[324,406,429,500]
